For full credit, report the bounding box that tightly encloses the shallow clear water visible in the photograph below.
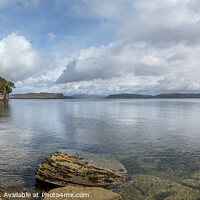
[1,99,200,197]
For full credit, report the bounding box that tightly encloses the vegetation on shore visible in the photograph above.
[0,77,15,101]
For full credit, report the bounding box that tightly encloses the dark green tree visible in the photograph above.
[0,77,15,100]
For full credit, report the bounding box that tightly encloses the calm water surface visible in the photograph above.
[1,99,200,196]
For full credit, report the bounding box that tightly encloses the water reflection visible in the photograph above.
[0,101,9,118]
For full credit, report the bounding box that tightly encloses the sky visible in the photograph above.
[1,0,200,95]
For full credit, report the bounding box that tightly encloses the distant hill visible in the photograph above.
[70,94,103,99]
[154,93,200,98]
[106,94,153,99]
[106,93,200,99]
[10,93,70,99]
[9,92,200,99]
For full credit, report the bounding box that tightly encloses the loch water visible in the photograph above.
[1,99,200,199]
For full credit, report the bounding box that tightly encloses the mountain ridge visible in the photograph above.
[9,92,200,99]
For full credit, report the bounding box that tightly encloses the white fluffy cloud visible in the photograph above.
[0,33,50,81]
[57,0,200,93]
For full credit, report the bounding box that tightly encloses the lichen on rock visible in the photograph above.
[35,152,123,187]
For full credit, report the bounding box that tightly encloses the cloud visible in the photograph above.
[56,0,200,93]
[120,0,200,47]
[0,33,50,81]
[57,42,167,83]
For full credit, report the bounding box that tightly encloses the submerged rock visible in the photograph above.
[43,186,122,200]
[114,174,200,200]
[0,175,25,190]
[181,172,200,189]
[35,152,123,187]
[183,179,200,189]
[59,149,128,177]
[192,172,200,180]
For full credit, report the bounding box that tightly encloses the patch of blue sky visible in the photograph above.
[0,0,118,52]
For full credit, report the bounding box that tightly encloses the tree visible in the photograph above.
[0,77,15,100]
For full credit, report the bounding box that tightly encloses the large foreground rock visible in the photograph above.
[35,152,122,187]
[43,186,122,200]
